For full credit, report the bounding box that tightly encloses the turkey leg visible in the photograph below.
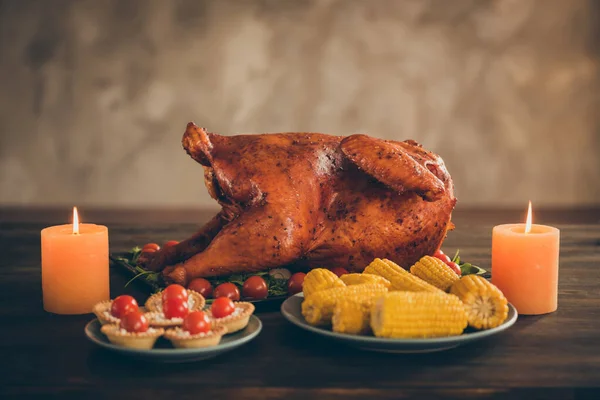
[139,212,227,272]
[162,206,305,286]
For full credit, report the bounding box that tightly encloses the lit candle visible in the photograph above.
[491,201,560,315]
[41,207,110,314]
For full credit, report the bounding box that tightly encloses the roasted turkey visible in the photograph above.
[140,122,457,286]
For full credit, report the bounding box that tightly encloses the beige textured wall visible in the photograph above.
[1,0,599,208]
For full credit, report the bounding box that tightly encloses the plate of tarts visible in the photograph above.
[281,258,518,353]
[85,286,262,362]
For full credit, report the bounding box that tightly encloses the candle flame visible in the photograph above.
[525,201,532,234]
[73,207,80,235]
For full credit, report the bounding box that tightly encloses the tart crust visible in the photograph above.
[208,302,255,334]
[144,290,205,313]
[164,325,227,349]
[100,324,164,350]
[93,300,121,325]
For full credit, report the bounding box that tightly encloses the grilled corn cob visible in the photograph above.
[332,297,378,335]
[450,275,508,330]
[410,255,460,292]
[370,291,467,338]
[364,258,440,292]
[303,268,345,298]
[340,273,391,289]
[301,283,388,326]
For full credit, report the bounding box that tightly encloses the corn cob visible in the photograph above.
[450,275,508,330]
[410,255,460,292]
[301,283,388,326]
[370,291,468,338]
[303,268,346,298]
[332,297,377,335]
[340,273,391,289]
[363,258,440,293]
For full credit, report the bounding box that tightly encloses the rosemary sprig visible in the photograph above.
[124,270,156,288]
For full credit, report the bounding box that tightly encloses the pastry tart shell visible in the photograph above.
[93,300,120,325]
[164,325,227,349]
[209,302,255,334]
[100,324,164,350]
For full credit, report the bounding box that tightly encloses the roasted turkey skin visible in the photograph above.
[139,123,456,286]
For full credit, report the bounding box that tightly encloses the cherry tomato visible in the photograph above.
[182,311,212,334]
[142,243,160,252]
[330,267,349,277]
[163,297,189,319]
[164,240,179,248]
[211,297,235,318]
[119,310,149,333]
[242,276,268,300]
[213,283,240,301]
[433,249,452,264]
[287,272,306,295]
[446,261,462,276]
[161,284,188,304]
[110,295,139,318]
[188,278,213,298]
[141,247,157,255]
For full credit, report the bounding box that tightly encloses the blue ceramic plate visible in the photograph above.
[281,293,517,353]
[85,315,262,363]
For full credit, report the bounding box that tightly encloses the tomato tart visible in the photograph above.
[208,299,255,334]
[100,311,164,350]
[144,289,205,313]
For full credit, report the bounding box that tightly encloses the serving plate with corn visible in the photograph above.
[280,257,518,353]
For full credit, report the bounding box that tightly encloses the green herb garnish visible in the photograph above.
[124,266,160,288]
[451,249,487,276]
[117,247,290,298]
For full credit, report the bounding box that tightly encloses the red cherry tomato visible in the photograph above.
[211,297,235,318]
[329,267,349,277]
[242,276,268,300]
[164,240,179,248]
[142,243,160,252]
[188,278,213,298]
[163,297,189,319]
[287,272,306,295]
[433,249,452,264]
[141,247,157,255]
[446,261,462,276]
[119,310,149,333]
[110,295,139,318]
[161,284,188,304]
[213,283,240,301]
[182,311,212,334]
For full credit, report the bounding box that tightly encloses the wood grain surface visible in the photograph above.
[1,208,600,399]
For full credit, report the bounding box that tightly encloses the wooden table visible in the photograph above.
[2,208,600,399]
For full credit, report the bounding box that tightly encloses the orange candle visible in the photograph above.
[491,202,560,315]
[41,207,109,314]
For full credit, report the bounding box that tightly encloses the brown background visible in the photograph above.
[1,0,599,210]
